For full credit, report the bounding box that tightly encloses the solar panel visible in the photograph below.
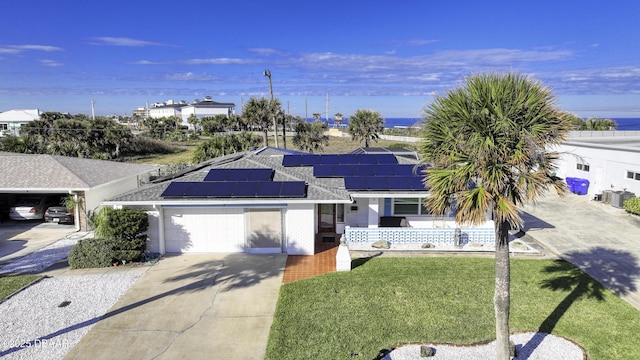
[279,181,306,197]
[337,154,359,164]
[282,155,302,167]
[319,155,340,164]
[233,182,260,197]
[204,168,273,181]
[373,154,398,164]
[313,165,337,177]
[257,181,283,197]
[161,182,194,197]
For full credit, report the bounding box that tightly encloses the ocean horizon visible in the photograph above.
[316,117,640,131]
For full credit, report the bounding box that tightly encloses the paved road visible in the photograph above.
[520,191,640,310]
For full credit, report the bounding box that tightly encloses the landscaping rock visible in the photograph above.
[421,243,435,248]
[420,345,435,357]
[371,240,390,249]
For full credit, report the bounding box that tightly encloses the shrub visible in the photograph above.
[623,197,640,216]
[68,238,118,269]
[94,207,149,241]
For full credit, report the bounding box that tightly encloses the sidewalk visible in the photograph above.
[520,191,640,310]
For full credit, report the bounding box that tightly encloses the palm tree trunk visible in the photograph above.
[494,219,511,359]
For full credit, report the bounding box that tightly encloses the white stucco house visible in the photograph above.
[105,147,495,255]
[142,97,236,129]
[179,97,236,128]
[554,131,640,206]
[0,109,41,136]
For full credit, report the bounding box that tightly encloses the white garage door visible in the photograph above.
[164,207,245,253]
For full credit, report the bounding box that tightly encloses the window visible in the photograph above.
[393,198,430,215]
[577,163,590,172]
[336,204,344,222]
[0,124,7,131]
[628,171,640,181]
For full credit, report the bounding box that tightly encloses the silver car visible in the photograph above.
[9,196,58,220]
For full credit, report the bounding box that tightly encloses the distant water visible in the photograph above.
[321,117,640,130]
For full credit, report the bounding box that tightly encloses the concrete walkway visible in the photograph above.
[64,254,286,360]
[520,191,640,310]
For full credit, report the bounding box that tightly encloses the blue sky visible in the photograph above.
[2,0,640,119]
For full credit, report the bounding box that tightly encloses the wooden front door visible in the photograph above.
[318,204,336,233]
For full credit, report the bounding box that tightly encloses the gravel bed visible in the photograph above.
[0,273,142,360]
[382,332,585,359]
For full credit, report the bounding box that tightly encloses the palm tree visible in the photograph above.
[420,73,571,359]
[242,97,280,147]
[347,109,384,147]
[292,120,329,153]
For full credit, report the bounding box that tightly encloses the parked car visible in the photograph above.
[9,196,58,221]
[44,206,74,224]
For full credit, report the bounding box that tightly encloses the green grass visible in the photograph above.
[266,257,640,360]
[0,274,42,300]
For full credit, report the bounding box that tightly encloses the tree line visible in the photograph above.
[0,98,387,163]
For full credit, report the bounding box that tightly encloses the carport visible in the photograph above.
[1,153,160,230]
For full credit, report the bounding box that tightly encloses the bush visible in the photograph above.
[68,238,118,269]
[623,197,640,216]
[94,207,149,241]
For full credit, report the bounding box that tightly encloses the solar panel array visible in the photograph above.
[282,153,398,167]
[204,168,274,181]
[161,181,306,198]
[313,164,426,177]
[344,176,426,191]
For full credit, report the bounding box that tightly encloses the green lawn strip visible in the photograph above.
[266,257,640,360]
[0,274,42,301]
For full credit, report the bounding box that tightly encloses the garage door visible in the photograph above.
[164,207,245,253]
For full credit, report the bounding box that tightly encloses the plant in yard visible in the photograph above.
[623,197,640,216]
[420,72,571,359]
[292,120,329,153]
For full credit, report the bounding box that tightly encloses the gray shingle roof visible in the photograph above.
[0,153,160,190]
[106,147,428,204]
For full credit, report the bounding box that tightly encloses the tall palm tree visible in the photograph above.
[347,109,384,147]
[292,120,329,153]
[420,73,571,359]
[242,97,272,146]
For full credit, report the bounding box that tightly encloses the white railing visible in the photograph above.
[345,226,495,246]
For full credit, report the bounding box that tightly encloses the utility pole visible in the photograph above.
[91,99,96,120]
[326,92,329,126]
[263,69,278,148]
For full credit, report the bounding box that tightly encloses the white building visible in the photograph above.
[180,96,236,128]
[555,131,640,202]
[140,97,236,129]
[0,109,41,136]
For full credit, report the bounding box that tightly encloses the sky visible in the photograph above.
[2,0,640,119]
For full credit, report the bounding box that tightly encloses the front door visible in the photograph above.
[318,204,336,233]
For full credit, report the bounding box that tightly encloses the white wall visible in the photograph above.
[556,142,640,196]
[283,204,315,255]
[85,176,141,212]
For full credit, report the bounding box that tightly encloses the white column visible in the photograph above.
[367,198,379,228]
[158,206,166,254]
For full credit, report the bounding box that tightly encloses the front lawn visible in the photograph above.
[0,274,41,300]
[266,257,640,359]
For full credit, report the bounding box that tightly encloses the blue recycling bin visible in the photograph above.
[574,178,590,195]
[565,177,578,193]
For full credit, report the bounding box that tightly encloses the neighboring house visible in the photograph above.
[147,101,184,119]
[139,97,236,129]
[0,153,160,230]
[0,109,41,136]
[104,147,495,255]
[555,131,640,202]
[180,97,236,129]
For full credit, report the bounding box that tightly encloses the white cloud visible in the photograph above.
[90,37,172,47]
[165,72,220,81]
[39,59,63,67]
[183,58,252,65]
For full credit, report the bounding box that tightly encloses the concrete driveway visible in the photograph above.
[0,220,75,265]
[520,191,640,309]
[64,254,287,360]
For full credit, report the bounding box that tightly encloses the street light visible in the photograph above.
[263,69,278,148]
